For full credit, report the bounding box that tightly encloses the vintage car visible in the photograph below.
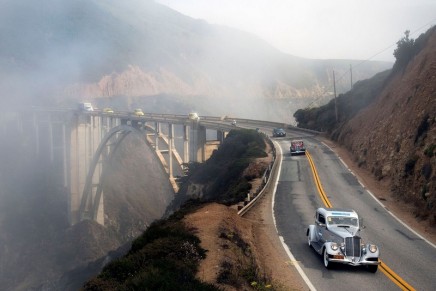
[307,207,380,272]
[290,139,306,155]
[272,128,286,137]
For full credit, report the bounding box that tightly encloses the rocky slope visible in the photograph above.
[335,27,436,224]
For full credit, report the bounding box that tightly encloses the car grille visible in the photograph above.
[345,236,361,257]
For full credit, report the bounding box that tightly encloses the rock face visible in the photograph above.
[336,28,436,223]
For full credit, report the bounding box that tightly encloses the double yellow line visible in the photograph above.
[305,150,415,291]
[306,150,331,208]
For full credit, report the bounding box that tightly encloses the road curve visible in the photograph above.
[272,134,436,291]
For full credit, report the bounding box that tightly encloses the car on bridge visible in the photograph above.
[133,108,144,116]
[103,107,114,114]
[188,112,200,121]
[307,207,380,272]
[78,102,94,112]
[272,128,286,137]
[290,139,305,155]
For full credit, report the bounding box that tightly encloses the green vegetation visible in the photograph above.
[393,27,435,72]
[424,144,435,157]
[184,128,268,204]
[83,202,217,291]
[294,70,390,133]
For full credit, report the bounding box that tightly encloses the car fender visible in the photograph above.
[364,243,380,258]
[307,225,317,241]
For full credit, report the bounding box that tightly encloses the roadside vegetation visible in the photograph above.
[83,129,278,290]
[179,128,269,204]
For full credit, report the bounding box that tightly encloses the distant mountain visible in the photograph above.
[0,0,392,121]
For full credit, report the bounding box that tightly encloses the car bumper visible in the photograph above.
[329,255,379,266]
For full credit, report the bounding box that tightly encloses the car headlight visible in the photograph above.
[369,244,378,253]
[331,242,339,251]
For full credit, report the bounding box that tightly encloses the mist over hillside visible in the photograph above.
[0,0,391,121]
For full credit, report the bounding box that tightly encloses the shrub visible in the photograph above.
[424,144,435,157]
[404,155,419,175]
[84,211,217,290]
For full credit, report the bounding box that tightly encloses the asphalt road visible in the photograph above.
[272,134,436,291]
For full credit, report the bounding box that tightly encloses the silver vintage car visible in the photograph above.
[307,207,380,272]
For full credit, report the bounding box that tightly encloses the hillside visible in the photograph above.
[0,0,391,121]
[295,26,436,225]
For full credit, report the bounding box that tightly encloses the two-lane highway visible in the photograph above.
[272,135,436,290]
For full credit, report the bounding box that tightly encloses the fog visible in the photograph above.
[0,0,397,289]
[157,0,436,62]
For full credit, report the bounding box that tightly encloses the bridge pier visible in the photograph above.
[69,114,104,225]
[190,123,207,163]
[183,125,189,163]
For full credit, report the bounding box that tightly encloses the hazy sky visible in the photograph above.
[156,0,436,62]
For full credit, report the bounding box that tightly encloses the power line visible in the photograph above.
[303,20,436,110]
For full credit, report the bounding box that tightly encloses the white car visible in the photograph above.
[188,112,200,121]
[307,207,380,272]
[78,102,94,112]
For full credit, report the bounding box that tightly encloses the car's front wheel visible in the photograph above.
[323,248,331,269]
[367,265,378,273]
[307,234,311,247]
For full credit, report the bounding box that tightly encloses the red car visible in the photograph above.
[290,140,306,155]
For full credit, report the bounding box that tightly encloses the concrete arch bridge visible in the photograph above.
[3,110,284,226]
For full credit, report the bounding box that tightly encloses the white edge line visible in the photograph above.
[271,140,317,291]
[321,142,436,249]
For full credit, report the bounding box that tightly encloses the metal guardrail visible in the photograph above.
[237,138,278,216]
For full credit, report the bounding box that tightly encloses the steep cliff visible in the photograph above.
[335,27,436,224]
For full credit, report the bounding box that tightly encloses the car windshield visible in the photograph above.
[327,216,358,227]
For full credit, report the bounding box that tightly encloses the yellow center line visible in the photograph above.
[305,150,415,291]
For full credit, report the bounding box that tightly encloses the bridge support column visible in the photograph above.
[217,130,225,144]
[69,115,104,226]
[183,125,189,163]
[168,123,174,178]
[190,123,206,163]
[155,122,160,151]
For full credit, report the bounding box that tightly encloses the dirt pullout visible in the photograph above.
[184,202,306,290]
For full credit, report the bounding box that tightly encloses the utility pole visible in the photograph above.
[333,70,338,122]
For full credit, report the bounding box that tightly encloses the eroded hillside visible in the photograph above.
[334,27,436,224]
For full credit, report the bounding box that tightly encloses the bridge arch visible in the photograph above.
[78,124,176,223]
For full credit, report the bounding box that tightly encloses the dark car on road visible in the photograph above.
[272,128,286,137]
[290,139,306,155]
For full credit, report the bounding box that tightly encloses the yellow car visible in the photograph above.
[133,108,144,116]
[103,107,114,114]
